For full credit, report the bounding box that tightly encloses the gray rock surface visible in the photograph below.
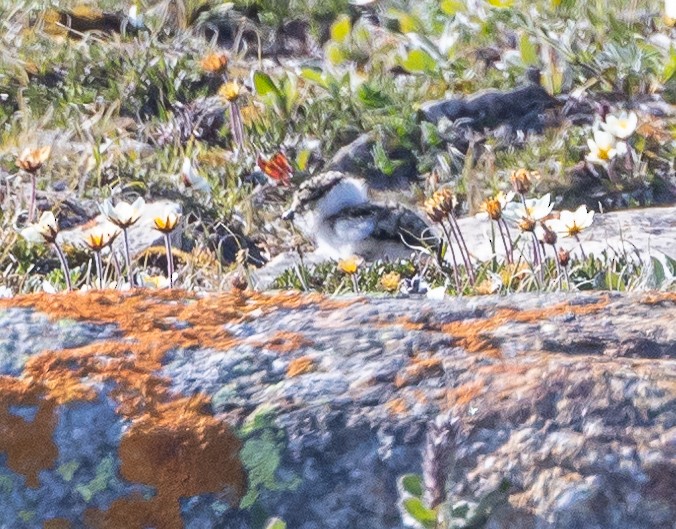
[0,290,673,529]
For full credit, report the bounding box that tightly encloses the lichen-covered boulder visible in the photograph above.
[0,290,674,529]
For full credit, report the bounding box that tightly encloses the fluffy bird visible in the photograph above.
[282,171,435,260]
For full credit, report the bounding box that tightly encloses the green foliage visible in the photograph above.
[0,0,672,295]
[238,407,301,512]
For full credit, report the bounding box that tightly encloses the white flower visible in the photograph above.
[547,205,595,238]
[139,272,177,289]
[20,211,59,244]
[100,197,145,229]
[83,224,119,251]
[426,286,446,300]
[128,4,144,28]
[666,0,676,20]
[179,157,211,193]
[0,286,13,298]
[42,280,57,294]
[586,129,627,166]
[503,193,553,223]
[602,111,638,140]
[153,208,181,233]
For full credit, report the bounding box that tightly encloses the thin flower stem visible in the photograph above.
[230,102,244,150]
[439,223,462,294]
[563,266,571,291]
[575,234,587,261]
[94,251,103,289]
[500,218,515,263]
[164,233,174,289]
[122,228,133,287]
[496,220,512,264]
[52,242,72,291]
[351,273,359,293]
[111,250,122,285]
[445,215,475,284]
[28,173,37,223]
[550,245,563,291]
[530,233,542,289]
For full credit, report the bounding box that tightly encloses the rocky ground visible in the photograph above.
[0,289,673,528]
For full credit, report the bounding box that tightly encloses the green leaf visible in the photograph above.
[296,149,311,171]
[357,83,392,109]
[325,41,346,66]
[253,71,280,97]
[300,67,328,88]
[265,518,287,529]
[663,46,676,83]
[330,15,351,44]
[401,474,424,498]
[520,33,538,66]
[440,0,466,15]
[388,9,420,33]
[651,257,666,286]
[403,497,437,528]
[401,49,438,73]
[665,254,676,276]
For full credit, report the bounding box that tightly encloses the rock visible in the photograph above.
[325,132,419,190]
[0,290,673,528]
[419,84,560,133]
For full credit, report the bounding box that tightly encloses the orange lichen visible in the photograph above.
[395,357,443,388]
[391,298,609,359]
[287,356,315,377]
[385,398,408,415]
[446,380,486,406]
[0,377,58,487]
[44,519,72,529]
[640,292,676,305]
[0,289,342,522]
[256,331,313,354]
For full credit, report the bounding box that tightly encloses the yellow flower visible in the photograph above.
[153,210,181,233]
[200,52,228,74]
[380,271,401,292]
[338,255,363,274]
[17,146,51,173]
[218,81,244,102]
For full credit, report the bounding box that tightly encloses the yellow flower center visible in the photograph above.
[597,146,611,160]
[567,222,582,237]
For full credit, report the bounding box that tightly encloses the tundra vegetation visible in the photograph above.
[0,0,674,296]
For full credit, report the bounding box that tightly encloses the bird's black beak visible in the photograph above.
[282,208,295,221]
